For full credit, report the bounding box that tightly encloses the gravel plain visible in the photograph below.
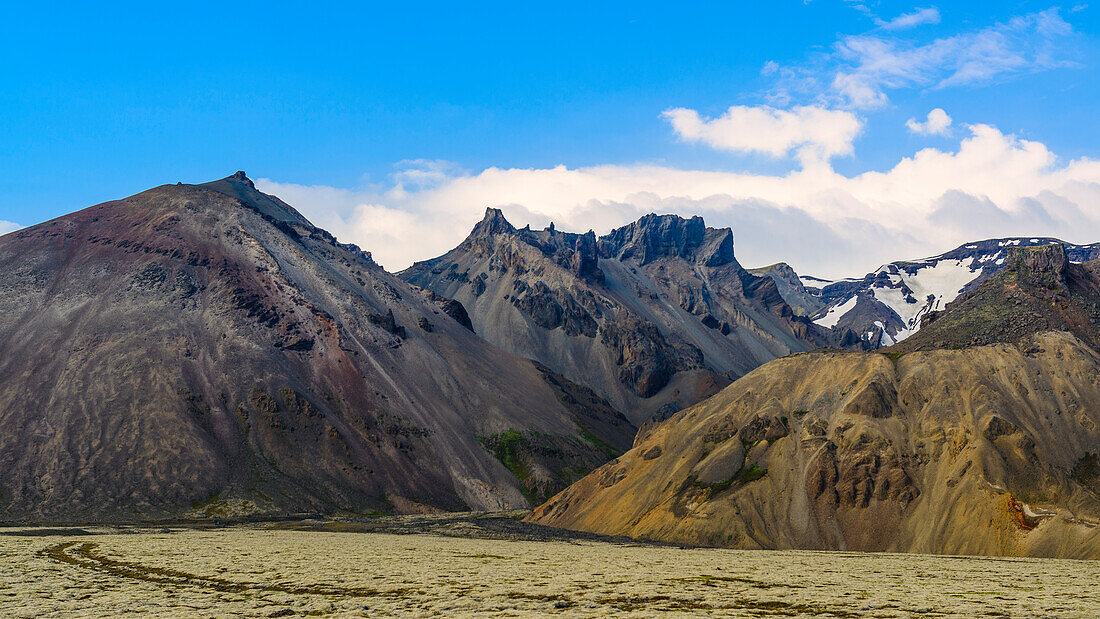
[1,523,1098,617]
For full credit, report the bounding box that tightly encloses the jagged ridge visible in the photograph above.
[400,209,837,424]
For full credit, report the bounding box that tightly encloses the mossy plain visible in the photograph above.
[2,527,1098,617]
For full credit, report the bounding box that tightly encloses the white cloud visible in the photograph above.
[662,105,863,162]
[0,221,21,236]
[391,159,467,190]
[259,124,1100,279]
[906,108,952,135]
[876,7,941,31]
[770,9,1078,109]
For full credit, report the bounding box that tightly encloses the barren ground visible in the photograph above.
[1,518,1097,617]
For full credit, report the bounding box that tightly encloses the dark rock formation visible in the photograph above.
[598,214,733,266]
[472,207,516,238]
[747,262,826,317]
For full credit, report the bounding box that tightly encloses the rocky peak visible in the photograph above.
[464,209,602,282]
[599,214,735,267]
[229,170,255,189]
[471,207,517,238]
[759,262,798,280]
[528,226,602,282]
[699,227,735,267]
[1006,244,1068,289]
[199,172,311,228]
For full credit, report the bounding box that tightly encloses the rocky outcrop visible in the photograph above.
[418,289,475,332]
[471,207,517,238]
[0,175,631,523]
[511,281,600,338]
[528,331,1100,558]
[569,230,601,280]
[598,312,702,398]
[1009,242,1068,288]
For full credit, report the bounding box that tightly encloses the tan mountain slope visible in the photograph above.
[0,173,633,523]
[401,210,837,424]
[529,246,1100,558]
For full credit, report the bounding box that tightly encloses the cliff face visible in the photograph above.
[597,214,735,267]
[400,210,835,424]
[529,249,1100,558]
[0,174,634,523]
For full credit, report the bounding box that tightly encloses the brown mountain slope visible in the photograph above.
[0,173,633,523]
[529,332,1100,557]
[400,210,836,424]
[528,245,1100,558]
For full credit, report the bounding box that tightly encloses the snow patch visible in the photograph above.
[814,295,858,328]
[868,258,979,341]
[800,274,859,291]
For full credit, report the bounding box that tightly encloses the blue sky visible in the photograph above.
[2,1,1098,275]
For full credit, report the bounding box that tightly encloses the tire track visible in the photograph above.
[38,541,420,599]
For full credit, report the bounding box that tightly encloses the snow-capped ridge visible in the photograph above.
[762,237,1100,349]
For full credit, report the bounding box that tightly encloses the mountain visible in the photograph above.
[400,210,836,425]
[0,173,634,523]
[892,243,1100,353]
[746,263,827,318]
[528,244,1100,558]
[759,238,1100,349]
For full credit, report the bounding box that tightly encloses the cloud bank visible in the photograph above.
[259,124,1100,279]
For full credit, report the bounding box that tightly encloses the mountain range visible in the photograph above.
[2,172,1098,558]
[756,238,1100,348]
[529,243,1100,558]
[0,173,632,522]
[401,209,838,425]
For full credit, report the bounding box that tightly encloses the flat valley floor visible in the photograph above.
[1,523,1097,617]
